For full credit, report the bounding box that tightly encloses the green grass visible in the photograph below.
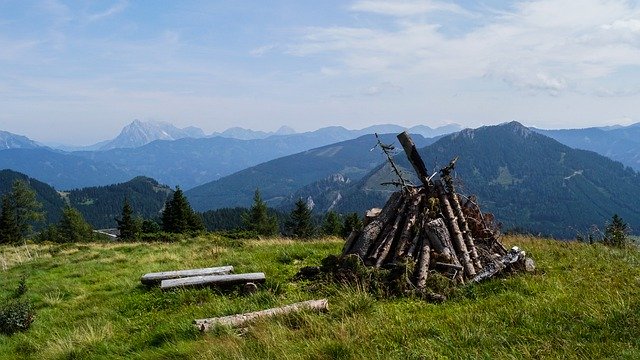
[0,235,639,359]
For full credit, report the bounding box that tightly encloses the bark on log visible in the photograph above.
[194,299,329,331]
[160,272,265,290]
[414,236,431,289]
[397,131,431,188]
[392,191,423,261]
[449,193,482,271]
[423,218,453,261]
[346,191,403,259]
[369,196,409,266]
[435,181,476,278]
[141,266,234,286]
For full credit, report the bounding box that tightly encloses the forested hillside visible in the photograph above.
[67,177,173,229]
[0,169,66,225]
[315,122,640,238]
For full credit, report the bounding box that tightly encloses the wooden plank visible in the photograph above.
[140,266,234,285]
[160,272,265,290]
[194,299,329,331]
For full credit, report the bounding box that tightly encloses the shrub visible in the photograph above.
[0,278,35,335]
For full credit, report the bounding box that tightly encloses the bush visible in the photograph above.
[0,278,35,335]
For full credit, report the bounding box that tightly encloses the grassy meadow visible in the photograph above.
[0,235,639,359]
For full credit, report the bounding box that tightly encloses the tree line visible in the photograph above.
[0,181,363,244]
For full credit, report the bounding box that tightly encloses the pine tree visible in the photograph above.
[604,214,629,247]
[0,195,19,244]
[0,180,43,243]
[116,198,139,240]
[242,189,279,236]
[58,206,93,243]
[287,198,314,239]
[162,187,204,233]
[342,212,363,238]
[321,211,343,237]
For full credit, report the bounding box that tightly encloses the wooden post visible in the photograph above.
[414,236,431,289]
[397,131,431,188]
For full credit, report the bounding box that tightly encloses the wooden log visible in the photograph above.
[140,266,234,286]
[435,181,476,278]
[346,191,403,259]
[414,236,431,289]
[194,299,329,331]
[397,131,431,188]
[423,218,453,261]
[160,272,265,290]
[449,192,482,271]
[368,196,409,267]
[392,190,423,262]
[342,229,360,254]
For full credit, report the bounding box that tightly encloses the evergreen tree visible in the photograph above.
[0,195,19,244]
[287,198,314,238]
[0,180,44,243]
[604,214,629,247]
[321,211,343,237]
[342,212,363,238]
[116,198,139,240]
[58,206,93,243]
[242,189,279,236]
[161,187,204,233]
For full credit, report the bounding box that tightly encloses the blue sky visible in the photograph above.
[2,0,640,145]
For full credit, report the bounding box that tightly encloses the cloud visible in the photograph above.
[87,1,128,22]
[362,81,403,96]
[350,0,471,17]
[290,0,640,96]
[250,44,276,57]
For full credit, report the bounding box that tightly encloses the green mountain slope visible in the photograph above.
[185,133,434,212]
[68,176,173,229]
[327,122,640,238]
[0,169,66,225]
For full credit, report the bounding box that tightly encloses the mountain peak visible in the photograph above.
[100,120,205,150]
[0,130,41,150]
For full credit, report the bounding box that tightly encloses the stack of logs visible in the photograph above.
[342,132,532,286]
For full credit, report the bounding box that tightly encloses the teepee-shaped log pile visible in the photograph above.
[342,132,531,286]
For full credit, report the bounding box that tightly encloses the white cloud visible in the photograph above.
[291,0,640,96]
[350,0,471,17]
[87,1,128,22]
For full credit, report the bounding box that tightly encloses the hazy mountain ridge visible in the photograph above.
[0,130,41,150]
[99,119,207,150]
[185,133,434,211]
[533,123,640,171]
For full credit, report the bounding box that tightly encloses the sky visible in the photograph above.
[2,0,640,145]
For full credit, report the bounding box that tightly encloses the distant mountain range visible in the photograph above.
[3,121,640,238]
[185,133,434,211]
[99,119,207,150]
[534,123,640,171]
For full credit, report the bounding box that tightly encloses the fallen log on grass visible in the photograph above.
[140,266,234,286]
[194,299,329,331]
[160,272,265,290]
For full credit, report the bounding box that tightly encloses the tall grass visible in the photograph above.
[0,234,638,359]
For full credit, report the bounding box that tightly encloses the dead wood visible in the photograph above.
[194,299,329,331]
[140,266,234,286]
[160,272,265,290]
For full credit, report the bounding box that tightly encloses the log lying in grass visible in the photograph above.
[160,272,265,290]
[140,266,234,286]
[194,299,329,331]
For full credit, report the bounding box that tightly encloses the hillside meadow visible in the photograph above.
[0,235,639,359]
